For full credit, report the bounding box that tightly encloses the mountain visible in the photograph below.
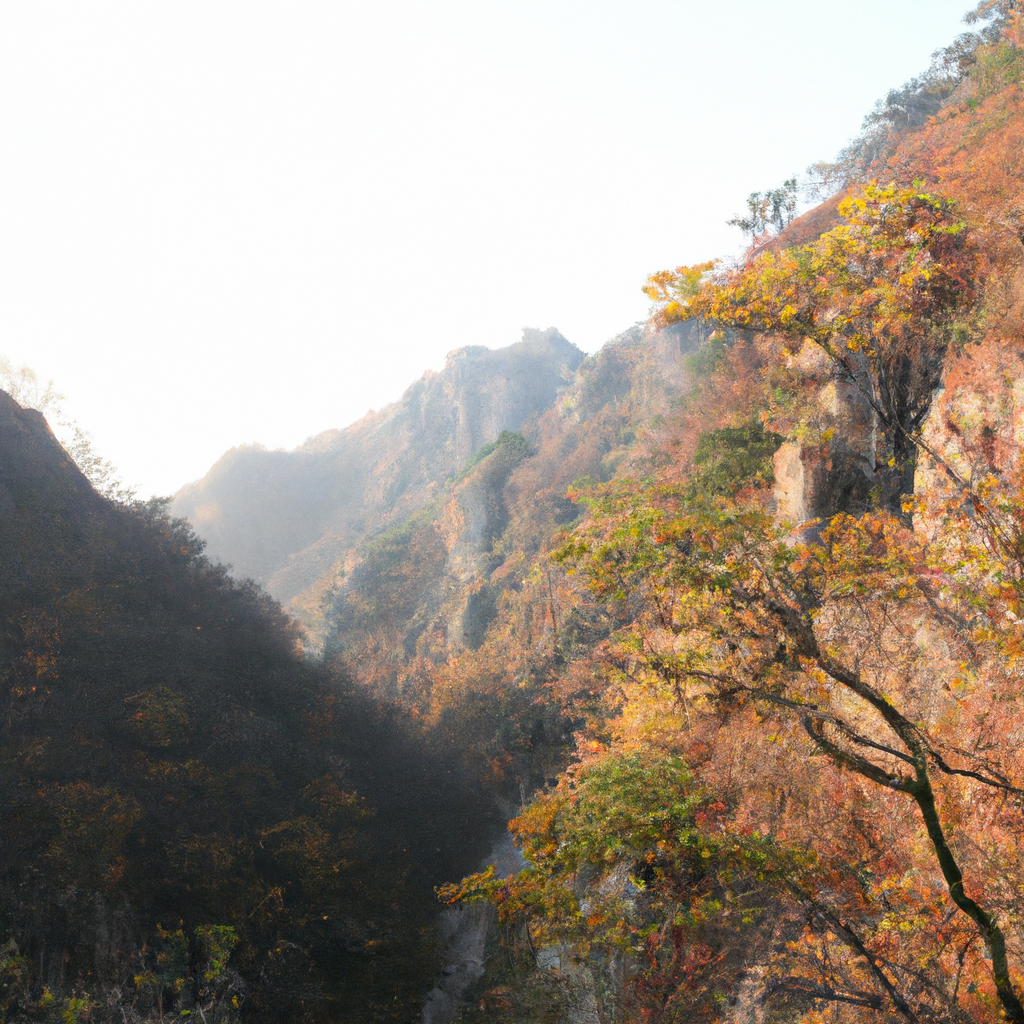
[173,321,699,653]
[0,388,493,1024]
[176,20,1024,1024]
[171,328,584,612]
[430,24,1024,1024]
[317,319,700,699]
[140,19,1024,1024]
[0,389,112,591]
[167,320,707,842]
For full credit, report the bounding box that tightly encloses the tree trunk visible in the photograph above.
[909,771,1024,1024]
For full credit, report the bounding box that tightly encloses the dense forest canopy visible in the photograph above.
[0,390,494,1023]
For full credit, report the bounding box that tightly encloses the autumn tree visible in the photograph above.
[966,0,1024,45]
[553,473,1024,1022]
[647,184,980,516]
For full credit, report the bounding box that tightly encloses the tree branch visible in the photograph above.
[928,748,1024,795]
[802,716,913,791]
[762,977,883,1011]
[788,889,919,1023]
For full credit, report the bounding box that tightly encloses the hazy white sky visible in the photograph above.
[0,1,973,497]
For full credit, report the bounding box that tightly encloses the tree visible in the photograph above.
[649,183,981,517]
[966,0,1024,45]
[555,474,1024,1021]
[726,177,799,242]
[804,32,983,194]
[441,751,791,1023]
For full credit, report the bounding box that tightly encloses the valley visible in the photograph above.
[5,5,1024,1022]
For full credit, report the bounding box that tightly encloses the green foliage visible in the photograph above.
[154,925,189,996]
[0,939,29,1023]
[690,422,783,495]
[443,752,794,1021]
[449,752,785,930]
[195,926,239,985]
[455,431,531,484]
[362,500,441,560]
[135,924,189,1018]
[972,37,1024,95]
[327,501,449,656]
[53,994,93,1024]
[680,328,729,379]
[727,177,799,239]
[557,476,789,613]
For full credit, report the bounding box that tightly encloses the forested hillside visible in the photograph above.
[0,390,494,1023]
[171,328,585,625]
[432,4,1024,1021]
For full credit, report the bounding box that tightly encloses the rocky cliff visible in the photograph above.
[174,319,700,672]
[172,328,584,608]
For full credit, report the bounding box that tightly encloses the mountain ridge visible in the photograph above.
[172,327,584,606]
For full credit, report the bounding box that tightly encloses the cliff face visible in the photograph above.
[766,50,1024,529]
[770,341,877,527]
[171,328,584,608]
[172,319,700,702]
[309,319,700,695]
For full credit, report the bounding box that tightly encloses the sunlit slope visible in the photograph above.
[429,29,1024,1023]
[317,320,702,696]
[175,316,701,666]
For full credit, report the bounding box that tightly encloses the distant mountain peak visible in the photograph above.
[171,329,588,602]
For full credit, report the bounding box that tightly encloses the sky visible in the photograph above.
[0,0,976,498]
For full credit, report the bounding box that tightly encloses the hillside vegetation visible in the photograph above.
[428,6,1024,1022]
[171,328,585,622]
[0,391,493,1023]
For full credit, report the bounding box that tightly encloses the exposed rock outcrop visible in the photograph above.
[172,328,584,608]
[173,322,702,664]
[771,341,877,526]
